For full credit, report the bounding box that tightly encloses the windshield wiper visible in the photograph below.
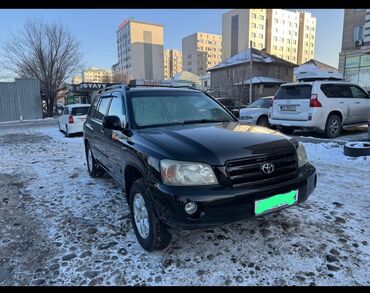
[182,119,230,125]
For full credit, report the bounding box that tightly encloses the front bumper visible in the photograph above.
[150,163,317,229]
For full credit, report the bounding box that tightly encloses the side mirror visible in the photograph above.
[103,115,124,130]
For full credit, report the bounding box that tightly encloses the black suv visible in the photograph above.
[83,85,317,251]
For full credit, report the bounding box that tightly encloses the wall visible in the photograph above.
[0,78,42,122]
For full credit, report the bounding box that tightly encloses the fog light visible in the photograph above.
[185,202,197,215]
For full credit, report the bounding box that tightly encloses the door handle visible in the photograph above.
[339,102,344,104]
[355,102,361,104]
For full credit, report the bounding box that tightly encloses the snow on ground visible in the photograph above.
[0,122,370,286]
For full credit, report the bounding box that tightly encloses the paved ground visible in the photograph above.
[0,119,369,286]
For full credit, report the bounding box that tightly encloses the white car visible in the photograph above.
[58,103,91,137]
[239,96,273,127]
[269,80,370,138]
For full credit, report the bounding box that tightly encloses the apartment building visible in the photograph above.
[81,67,112,83]
[164,49,183,80]
[338,9,370,90]
[182,32,222,76]
[116,19,164,81]
[221,9,317,65]
[222,9,266,60]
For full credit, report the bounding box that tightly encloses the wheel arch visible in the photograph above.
[124,164,145,199]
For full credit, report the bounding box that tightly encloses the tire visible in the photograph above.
[280,127,295,135]
[65,125,70,137]
[129,178,171,251]
[257,116,270,127]
[344,142,370,157]
[85,143,104,178]
[324,114,342,138]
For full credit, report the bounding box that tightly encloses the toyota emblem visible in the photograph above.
[261,162,274,175]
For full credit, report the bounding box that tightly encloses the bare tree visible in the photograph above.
[112,71,130,84]
[1,18,84,116]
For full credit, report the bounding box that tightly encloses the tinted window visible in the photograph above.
[95,97,112,120]
[71,107,90,116]
[321,84,352,98]
[275,85,312,99]
[350,86,368,99]
[248,99,272,108]
[89,96,100,117]
[108,96,125,121]
[130,91,234,128]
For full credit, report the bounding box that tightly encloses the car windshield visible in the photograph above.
[130,91,235,128]
[247,99,272,108]
[71,106,90,116]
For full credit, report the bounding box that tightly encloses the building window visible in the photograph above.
[252,23,256,28]
[252,13,257,18]
[259,15,264,20]
[187,54,192,59]
[274,18,278,24]
[273,45,277,50]
[259,24,264,29]
[273,36,278,41]
[259,34,263,38]
[353,26,363,42]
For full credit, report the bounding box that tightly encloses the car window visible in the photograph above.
[63,107,69,115]
[218,99,235,107]
[321,84,352,98]
[248,99,272,108]
[108,95,126,122]
[130,91,234,128]
[95,96,112,120]
[275,85,312,99]
[89,96,100,117]
[350,85,368,99]
[71,107,90,116]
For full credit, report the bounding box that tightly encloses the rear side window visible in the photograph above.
[71,107,89,116]
[95,96,112,120]
[321,84,352,98]
[219,99,235,107]
[63,107,69,115]
[89,96,100,117]
[275,85,312,99]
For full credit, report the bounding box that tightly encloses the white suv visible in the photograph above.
[269,81,370,138]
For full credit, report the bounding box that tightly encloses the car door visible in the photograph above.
[89,95,112,169]
[103,92,128,183]
[349,85,370,122]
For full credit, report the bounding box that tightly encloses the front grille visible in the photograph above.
[226,151,298,188]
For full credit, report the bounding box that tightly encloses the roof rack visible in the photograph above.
[129,84,202,91]
[98,84,129,94]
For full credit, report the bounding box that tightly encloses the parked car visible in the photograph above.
[215,98,240,118]
[269,81,370,138]
[58,103,91,137]
[83,85,317,251]
[239,96,273,127]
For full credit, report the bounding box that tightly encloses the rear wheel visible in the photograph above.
[325,114,342,138]
[257,116,270,127]
[65,125,70,137]
[86,143,104,178]
[129,178,171,251]
[280,127,295,135]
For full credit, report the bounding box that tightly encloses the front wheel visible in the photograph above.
[86,143,104,178]
[129,178,171,251]
[257,116,270,127]
[325,114,342,138]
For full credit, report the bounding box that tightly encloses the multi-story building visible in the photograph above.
[182,32,222,76]
[164,49,183,80]
[81,67,112,83]
[222,9,266,60]
[221,9,317,65]
[116,19,164,81]
[297,11,316,64]
[338,9,370,90]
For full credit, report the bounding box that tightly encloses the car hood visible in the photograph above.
[133,122,296,166]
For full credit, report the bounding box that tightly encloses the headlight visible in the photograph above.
[160,159,218,186]
[297,143,308,168]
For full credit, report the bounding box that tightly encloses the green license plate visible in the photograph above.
[255,190,298,215]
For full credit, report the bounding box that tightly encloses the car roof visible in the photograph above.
[281,80,354,87]
[119,87,201,94]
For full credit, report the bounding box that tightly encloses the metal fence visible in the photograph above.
[0,78,42,122]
